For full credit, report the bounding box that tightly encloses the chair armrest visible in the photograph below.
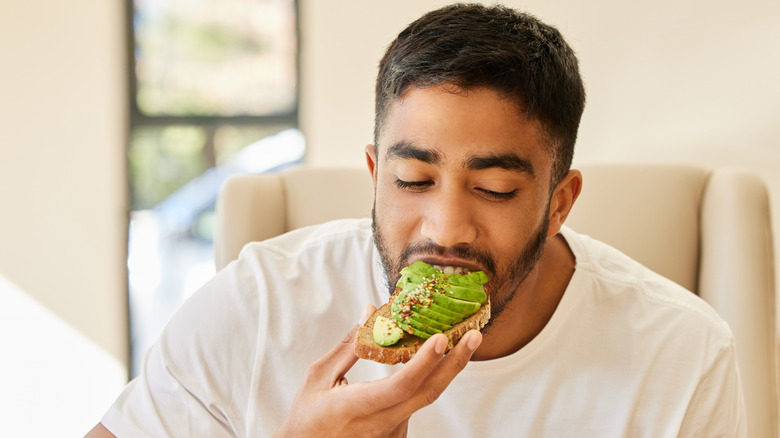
[699,169,778,437]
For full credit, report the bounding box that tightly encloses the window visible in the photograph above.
[126,0,301,376]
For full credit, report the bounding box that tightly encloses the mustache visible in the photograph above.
[399,241,497,275]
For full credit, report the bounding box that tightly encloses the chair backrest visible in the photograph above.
[214,163,777,437]
[214,166,374,270]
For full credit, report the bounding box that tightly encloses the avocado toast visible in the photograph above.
[355,261,491,364]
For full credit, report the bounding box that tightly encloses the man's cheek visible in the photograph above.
[378,209,410,244]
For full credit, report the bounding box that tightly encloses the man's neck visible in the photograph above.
[471,233,576,361]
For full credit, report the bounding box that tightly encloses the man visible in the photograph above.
[89,4,745,437]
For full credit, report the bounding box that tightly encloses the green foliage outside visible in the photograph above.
[128,124,291,210]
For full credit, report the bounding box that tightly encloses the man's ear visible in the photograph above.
[546,169,582,237]
[365,144,379,192]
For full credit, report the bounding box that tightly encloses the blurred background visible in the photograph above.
[0,0,778,435]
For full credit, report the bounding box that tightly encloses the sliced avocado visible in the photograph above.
[392,297,465,325]
[444,270,489,286]
[396,284,434,305]
[405,316,442,336]
[390,261,489,339]
[393,314,441,337]
[441,284,487,304]
[373,316,403,346]
[405,260,438,277]
[395,261,438,288]
[409,310,452,331]
[429,303,466,322]
[432,291,481,315]
[395,319,431,339]
[415,305,460,325]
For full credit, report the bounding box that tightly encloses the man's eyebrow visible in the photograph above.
[465,153,536,178]
[384,141,441,164]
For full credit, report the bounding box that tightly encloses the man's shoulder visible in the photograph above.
[228,217,384,300]
[240,218,374,260]
[561,227,733,340]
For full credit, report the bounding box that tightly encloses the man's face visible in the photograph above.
[367,84,557,324]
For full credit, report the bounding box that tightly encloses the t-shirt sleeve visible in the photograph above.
[101,259,261,438]
[677,339,747,437]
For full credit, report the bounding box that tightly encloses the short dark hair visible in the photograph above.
[374,3,586,185]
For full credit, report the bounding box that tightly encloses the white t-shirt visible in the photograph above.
[101,218,745,437]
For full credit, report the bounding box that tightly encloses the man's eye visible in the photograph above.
[477,188,518,201]
[395,178,432,191]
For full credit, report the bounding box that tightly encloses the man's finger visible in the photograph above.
[405,330,482,411]
[381,330,482,422]
[360,304,377,325]
[351,333,449,413]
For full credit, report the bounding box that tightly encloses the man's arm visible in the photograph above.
[84,423,116,438]
[86,305,481,438]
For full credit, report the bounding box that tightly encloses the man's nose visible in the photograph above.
[419,190,478,247]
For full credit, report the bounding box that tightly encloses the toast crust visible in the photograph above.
[354,289,491,364]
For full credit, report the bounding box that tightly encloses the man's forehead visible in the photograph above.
[377,84,523,135]
[375,84,552,174]
[380,86,538,137]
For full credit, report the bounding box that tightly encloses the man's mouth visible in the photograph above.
[432,265,472,275]
[396,241,494,278]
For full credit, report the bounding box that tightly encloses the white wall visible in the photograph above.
[299,0,780,321]
[300,0,780,170]
[0,0,128,435]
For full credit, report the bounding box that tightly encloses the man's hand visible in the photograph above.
[274,305,482,438]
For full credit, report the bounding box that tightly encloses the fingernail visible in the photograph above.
[466,331,482,352]
[434,335,447,355]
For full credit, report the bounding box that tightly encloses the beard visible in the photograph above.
[371,205,549,331]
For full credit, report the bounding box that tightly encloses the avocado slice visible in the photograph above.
[428,303,466,322]
[441,284,487,304]
[444,270,489,287]
[392,302,463,327]
[431,291,481,315]
[415,305,461,325]
[393,313,441,337]
[394,318,432,339]
[409,310,453,331]
[373,315,403,346]
[395,261,438,289]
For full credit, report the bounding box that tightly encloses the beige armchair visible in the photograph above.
[214,164,777,437]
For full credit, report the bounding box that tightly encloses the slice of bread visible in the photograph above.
[354,288,491,364]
